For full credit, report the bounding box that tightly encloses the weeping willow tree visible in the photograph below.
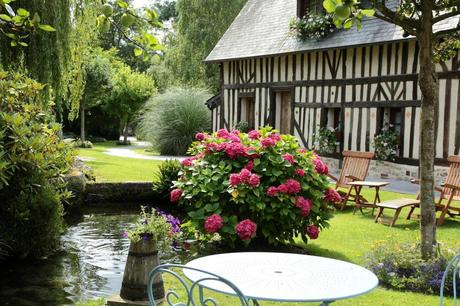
[0,0,98,119]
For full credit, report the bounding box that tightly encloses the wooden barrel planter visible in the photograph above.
[120,239,165,303]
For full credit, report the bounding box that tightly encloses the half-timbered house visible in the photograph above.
[204,0,460,181]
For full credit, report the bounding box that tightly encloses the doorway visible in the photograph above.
[272,90,292,134]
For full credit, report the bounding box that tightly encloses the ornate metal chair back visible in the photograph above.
[440,253,460,306]
[336,151,374,188]
[147,263,251,306]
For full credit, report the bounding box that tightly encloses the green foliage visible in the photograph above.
[234,121,250,133]
[322,0,374,30]
[0,71,74,258]
[152,159,181,203]
[173,127,334,247]
[373,125,399,161]
[314,127,337,154]
[165,0,246,91]
[0,0,56,46]
[365,240,459,296]
[289,11,334,40]
[138,87,211,155]
[124,207,177,252]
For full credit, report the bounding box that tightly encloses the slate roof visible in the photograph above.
[205,0,459,63]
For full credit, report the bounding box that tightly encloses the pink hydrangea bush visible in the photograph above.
[172,126,337,246]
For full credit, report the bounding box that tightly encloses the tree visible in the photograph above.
[165,0,246,91]
[323,0,460,259]
[105,59,156,143]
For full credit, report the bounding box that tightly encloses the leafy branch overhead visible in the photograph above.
[97,0,165,61]
[0,0,56,47]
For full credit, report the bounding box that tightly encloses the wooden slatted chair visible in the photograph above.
[407,155,460,225]
[328,150,375,209]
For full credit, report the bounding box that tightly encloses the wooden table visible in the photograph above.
[374,198,420,226]
[348,181,389,215]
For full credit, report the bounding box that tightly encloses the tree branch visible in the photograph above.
[433,10,460,23]
[373,12,417,36]
[370,0,420,30]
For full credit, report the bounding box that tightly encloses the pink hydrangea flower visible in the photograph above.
[296,169,305,177]
[170,189,182,202]
[297,148,307,154]
[268,133,281,141]
[248,174,260,187]
[225,142,246,158]
[204,214,224,233]
[229,173,241,186]
[195,132,206,141]
[283,153,295,165]
[324,188,342,203]
[235,219,257,241]
[229,134,241,143]
[181,158,193,167]
[267,186,279,197]
[284,179,301,194]
[239,168,252,183]
[231,130,240,135]
[216,129,230,138]
[278,184,289,194]
[306,225,319,239]
[296,196,312,217]
[244,160,254,171]
[313,158,328,175]
[205,142,218,153]
[248,130,261,139]
[261,137,276,148]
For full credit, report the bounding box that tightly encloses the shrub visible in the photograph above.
[138,87,211,155]
[171,127,338,246]
[373,124,399,161]
[152,159,181,204]
[314,127,337,154]
[73,139,93,148]
[366,240,459,296]
[0,71,74,259]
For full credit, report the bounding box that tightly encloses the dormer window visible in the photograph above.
[297,0,324,18]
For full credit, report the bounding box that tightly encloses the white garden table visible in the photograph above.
[183,252,378,305]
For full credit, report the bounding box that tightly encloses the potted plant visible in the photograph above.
[118,207,180,304]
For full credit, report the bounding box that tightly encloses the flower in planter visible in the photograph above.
[204,214,224,233]
[172,126,333,246]
[122,207,181,251]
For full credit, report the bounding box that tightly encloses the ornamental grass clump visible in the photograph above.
[171,127,340,246]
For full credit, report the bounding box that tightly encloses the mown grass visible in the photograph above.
[76,141,164,182]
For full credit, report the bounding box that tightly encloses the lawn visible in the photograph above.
[76,141,164,182]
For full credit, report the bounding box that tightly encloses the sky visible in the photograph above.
[132,0,155,8]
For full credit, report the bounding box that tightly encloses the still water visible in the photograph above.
[0,209,187,306]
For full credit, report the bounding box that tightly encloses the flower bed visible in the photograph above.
[171,127,340,246]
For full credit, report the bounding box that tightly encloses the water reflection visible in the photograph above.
[0,209,175,306]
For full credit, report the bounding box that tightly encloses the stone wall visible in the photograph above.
[323,157,449,185]
[84,182,156,204]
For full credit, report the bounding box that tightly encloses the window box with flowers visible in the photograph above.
[289,11,335,40]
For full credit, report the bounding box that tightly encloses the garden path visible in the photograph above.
[103,138,186,161]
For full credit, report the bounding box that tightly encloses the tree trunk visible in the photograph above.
[123,121,129,144]
[417,1,437,260]
[80,101,86,142]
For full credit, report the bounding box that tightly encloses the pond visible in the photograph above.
[0,208,191,306]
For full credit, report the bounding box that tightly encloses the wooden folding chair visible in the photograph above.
[328,150,375,209]
[407,155,460,225]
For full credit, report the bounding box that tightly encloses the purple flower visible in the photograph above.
[121,231,129,238]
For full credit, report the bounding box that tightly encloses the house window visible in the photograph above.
[297,0,323,17]
[378,108,402,137]
[319,108,341,153]
[239,97,256,130]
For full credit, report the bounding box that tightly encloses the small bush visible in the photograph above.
[366,240,459,296]
[313,127,337,154]
[73,139,93,148]
[171,127,338,247]
[0,71,73,259]
[373,124,399,161]
[116,140,131,146]
[138,87,211,155]
[152,159,181,204]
